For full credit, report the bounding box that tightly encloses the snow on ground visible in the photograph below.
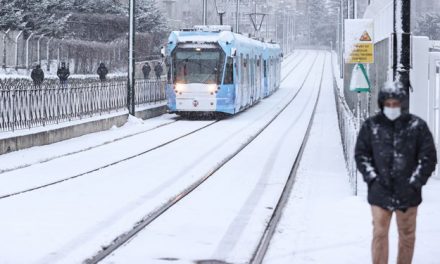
[103,52,327,264]
[0,108,170,173]
[264,51,440,264]
[0,51,308,263]
[2,48,436,264]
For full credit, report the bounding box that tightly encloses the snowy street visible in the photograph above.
[0,50,439,264]
[2,0,440,263]
[0,50,318,263]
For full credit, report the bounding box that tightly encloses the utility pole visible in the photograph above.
[353,0,357,18]
[128,0,135,115]
[203,0,208,25]
[283,10,287,53]
[393,0,411,109]
[340,0,344,78]
[236,0,240,33]
[219,12,225,25]
[275,10,278,42]
[307,0,311,46]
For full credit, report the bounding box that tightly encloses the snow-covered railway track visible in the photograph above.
[0,51,315,264]
[0,51,307,201]
[0,120,219,199]
[281,51,308,82]
[0,118,179,175]
[250,54,327,264]
[84,53,321,264]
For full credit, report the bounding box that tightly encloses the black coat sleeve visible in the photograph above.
[355,120,377,184]
[412,121,437,186]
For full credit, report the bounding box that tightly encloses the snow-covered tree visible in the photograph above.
[0,0,168,40]
[415,12,440,40]
[308,0,338,46]
[136,0,168,32]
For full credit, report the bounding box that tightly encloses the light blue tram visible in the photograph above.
[165,25,282,116]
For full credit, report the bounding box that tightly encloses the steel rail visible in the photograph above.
[0,51,309,200]
[0,118,179,175]
[83,52,321,264]
[0,51,304,175]
[0,119,218,200]
[250,53,328,264]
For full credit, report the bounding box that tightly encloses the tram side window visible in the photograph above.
[224,57,234,84]
[240,54,244,86]
[166,58,172,84]
[263,60,267,78]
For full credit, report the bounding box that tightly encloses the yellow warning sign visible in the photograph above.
[345,19,374,64]
[360,31,372,41]
[347,43,374,64]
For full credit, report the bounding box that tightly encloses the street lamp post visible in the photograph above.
[128,0,136,115]
[215,0,227,25]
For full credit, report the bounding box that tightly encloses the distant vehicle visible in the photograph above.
[164,25,282,117]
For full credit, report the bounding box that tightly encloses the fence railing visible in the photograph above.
[333,69,360,195]
[0,78,166,132]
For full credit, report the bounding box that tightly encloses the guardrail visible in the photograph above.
[0,78,166,132]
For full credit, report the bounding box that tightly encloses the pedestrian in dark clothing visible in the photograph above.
[31,64,44,86]
[355,81,437,264]
[57,62,70,87]
[154,63,163,79]
[142,63,151,79]
[97,62,108,82]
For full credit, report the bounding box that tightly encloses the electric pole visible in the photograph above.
[128,0,136,115]
[393,0,411,109]
[236,0,240,33]
[203,0,208,25]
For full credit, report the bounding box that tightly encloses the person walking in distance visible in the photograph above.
[31,64,44,86]
[355,82,437,264]
[97,62,108,82]
[142,62,151,79]
[57,62,70,87]
[154,62,163,79]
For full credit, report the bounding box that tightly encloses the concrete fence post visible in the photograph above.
[37,34,45,66]
[26,32,35,69]
[47,37,53,71]
[15,30,23,69]
[3,29,10,69]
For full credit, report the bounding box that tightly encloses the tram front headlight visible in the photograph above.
[208,84,217,93]
[175,83,185,93]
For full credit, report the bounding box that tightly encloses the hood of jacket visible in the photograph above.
[378,81,407,110]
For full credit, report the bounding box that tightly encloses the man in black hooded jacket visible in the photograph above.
[355,82,437,264]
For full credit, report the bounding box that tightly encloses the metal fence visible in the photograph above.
[0,30,128,74]
[333,68,359,195]
[0,78,166,132]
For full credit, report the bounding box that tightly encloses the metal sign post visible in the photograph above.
[345,18,374,195]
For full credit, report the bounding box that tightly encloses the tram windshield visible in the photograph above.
[173,48,225,84]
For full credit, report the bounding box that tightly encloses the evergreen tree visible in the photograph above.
[415,12,440,40]
[136,0,168,32]
[0,0,168,40]
[308,0,338,46]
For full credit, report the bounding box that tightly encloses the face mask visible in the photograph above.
[383,107,401,121]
